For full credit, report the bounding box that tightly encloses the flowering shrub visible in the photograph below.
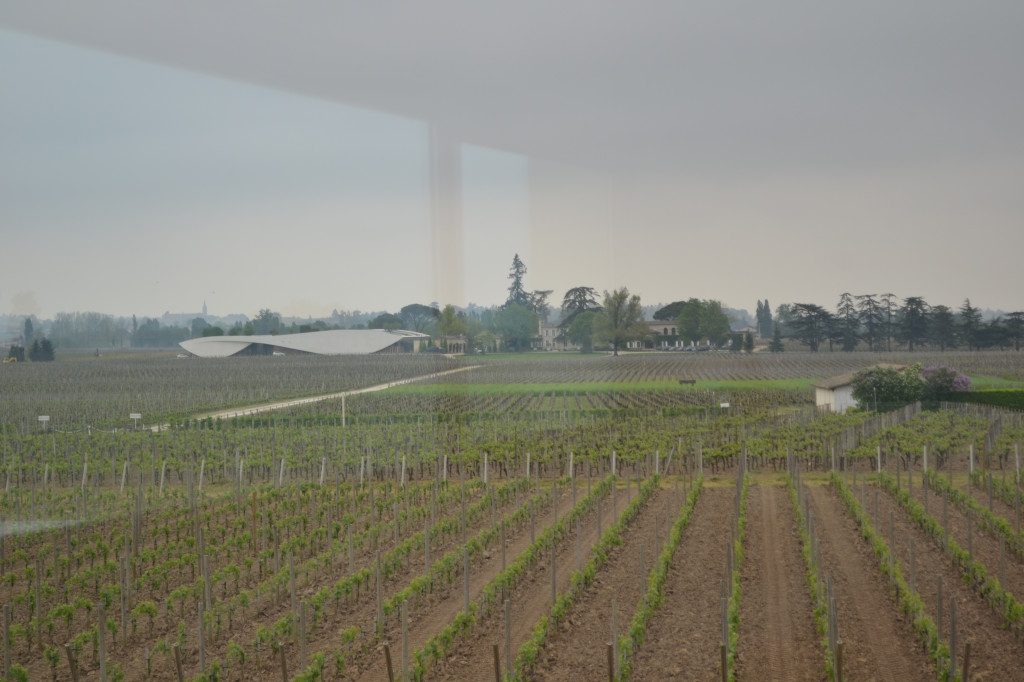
[921,365,970,400]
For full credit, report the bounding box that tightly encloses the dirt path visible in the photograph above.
[629,486,733,681]
[806,485,933,682]
[872,484,1024,680]
[347,481,582,681]
[735,484,823,681]
[429,483,632,681]
[154,364,480,429]
[529,487,677,681]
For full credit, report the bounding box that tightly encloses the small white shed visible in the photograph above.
[813,373,858,413]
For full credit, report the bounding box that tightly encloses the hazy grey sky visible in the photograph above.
[1,2,1022,318]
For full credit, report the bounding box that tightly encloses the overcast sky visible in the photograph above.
[1,2,1022,319]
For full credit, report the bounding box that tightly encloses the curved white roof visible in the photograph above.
[180,329,428,358]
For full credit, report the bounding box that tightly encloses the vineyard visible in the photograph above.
[2,353,1024,680]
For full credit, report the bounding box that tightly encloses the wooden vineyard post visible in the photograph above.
[464,547,470,612]
[97,602,108,682]
[949,598,958,678]
[384,644,395,682]
[198,599,206,674]
[278,642,288,682]
[401,602,409,682]
[504,599,512,680]
[551,543,557,606]
[607,642,614,682]
[936,576,944,639]
[720,643,727,682]
[610,597,618,679]
[835,640,844,682]
[962,642,972,681]
[64,643,81,682]
[493,644,501,682]
[2,603,10,679]
[172,643,185,682]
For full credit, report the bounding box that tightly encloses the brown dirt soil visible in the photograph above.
[734,484,824,681]
[905,475,1024,602]
[868,483,1024,681]
[806,485,933,682]
[427,482,633,681]
[628,486,734,681]
[528,487,679,681]
[346,481,582,681]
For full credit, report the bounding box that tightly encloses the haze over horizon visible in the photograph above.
[2,2,1023,319]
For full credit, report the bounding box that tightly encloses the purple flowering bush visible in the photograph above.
[922,366,971,400]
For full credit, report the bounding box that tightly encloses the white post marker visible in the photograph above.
[655,450,660,476]
[483,453,489,485]
[37,415,49,431]
[319,457,326,485]
[525,453,531,481]
[400,455,406,487]
[923,445,928,474]
[568,451,574,479]
[969,444,975,475]
[442,454,448,483]
[359,457,365,486]
[611,451,617,476]
[198,458,205,492]
[876,444,882,473]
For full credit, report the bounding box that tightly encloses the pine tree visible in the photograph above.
[505,254,531,307]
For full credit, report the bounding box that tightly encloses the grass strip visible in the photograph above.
[831,473,954,679]
[511,475,661,680]
[786,476,835,679]
[409,474,615,680]
[617,476,702,680]
[878,472,1024,635]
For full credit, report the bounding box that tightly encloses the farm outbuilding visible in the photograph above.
[814,363,908,413]
[813,373,859,413]
[180,329,429,358]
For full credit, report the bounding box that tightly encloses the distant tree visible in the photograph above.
[28,338,55,362]
[698,301,731,347]
[655,301,688,322]
[790,303,831,352]
[368,313,403,330]
[190,317,210,338]
[976,318,1009,349]
[505,254,531,308]
[958,299,983,350]
[836,293,859,352]
[852,365,924,410]
[773,303,795,337]
[252,309,281,335]
[856,294,883,351]
[595,288,647,355]
[929,305,957,350]
[677,299,703,345]
[563,287,599,314]
[565,310,598,353]
[23,317,34,346]
[754,299,774,338]
[898,296,930,351]
[201,326,224,337]
[768,326,785,352]
[1006,312,1024,351]
[528,290,554,321]
[438,304,467,345]
[880,293,899,352]
[728,332,743,352]
[399,304,440,332]
[475,329,498,353]
[743,331,755,353]
[495,303,538,351]
[7,345,25,362]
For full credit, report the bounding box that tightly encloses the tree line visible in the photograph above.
[778,294,1023,352]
